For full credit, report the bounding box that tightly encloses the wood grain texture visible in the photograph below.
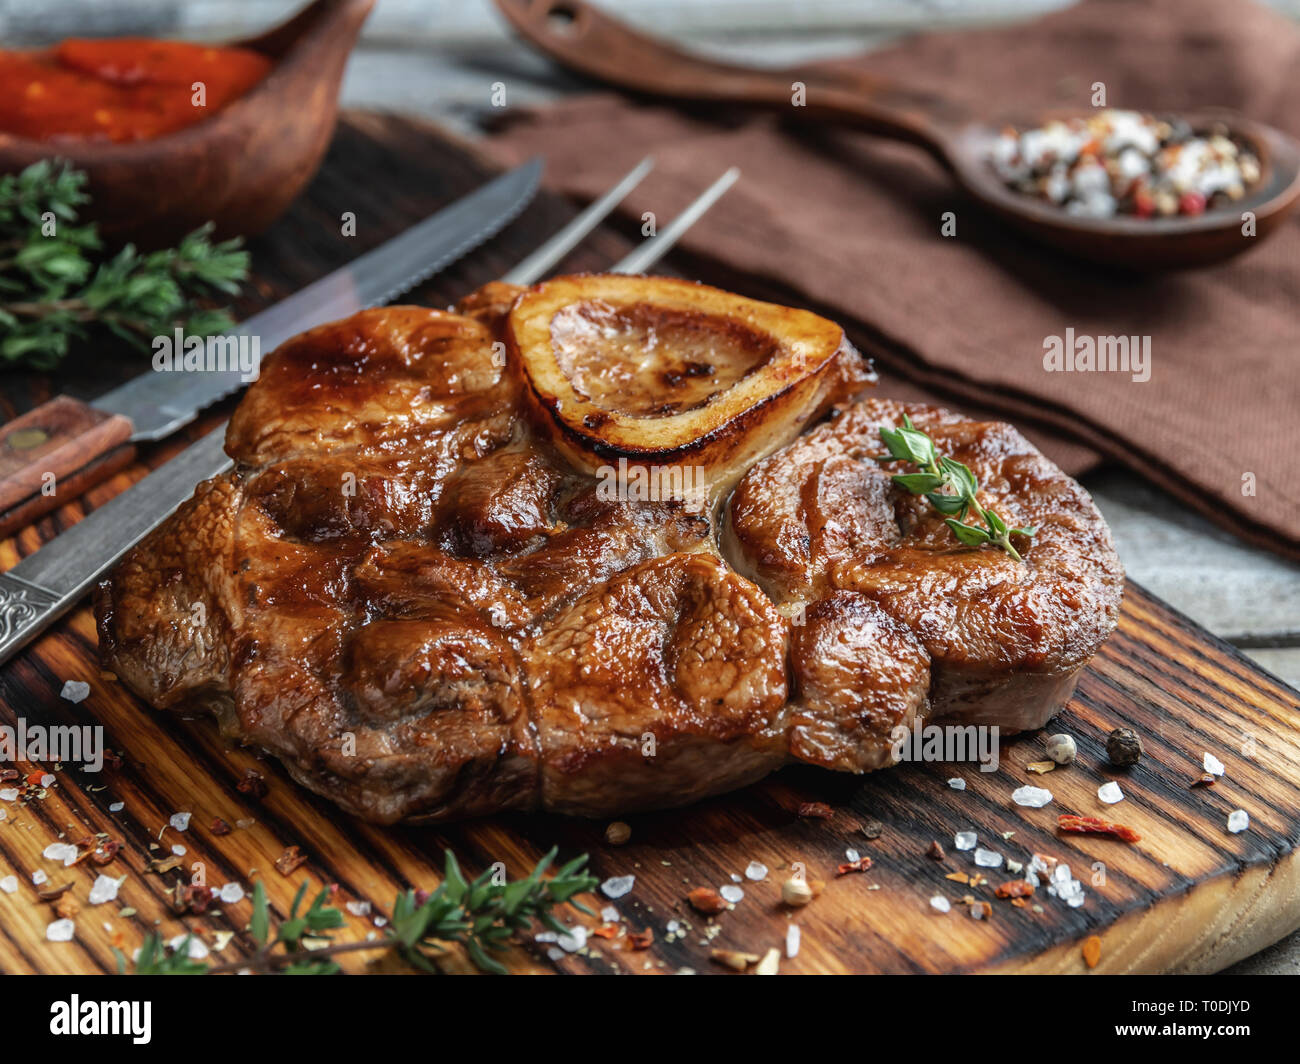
[0,115,1297,975]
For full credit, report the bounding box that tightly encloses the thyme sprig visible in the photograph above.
[0,160,249,369]
[116,847,598,976]
[877,415,1036,561]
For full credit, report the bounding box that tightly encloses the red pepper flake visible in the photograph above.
[1190,773,1216,788]
[172,882,212,915]
[687,887,727,915]
[927,841,945,861]
[591,923,620,939]
[1058,814,1141,844]
[1010,897,1029,909]
[1082,934,1102,969]
[274,845,308,876]
[627,927,654,950]
[995,880,1034,899]
[90,837,121,866]
[836,856,873,876]
[237,770,268,799]
[797,801,833,819]
[209,817,232,836]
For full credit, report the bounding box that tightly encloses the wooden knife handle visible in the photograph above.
[0,396,135,539]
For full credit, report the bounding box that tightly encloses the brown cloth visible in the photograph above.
[488,0,1300,560]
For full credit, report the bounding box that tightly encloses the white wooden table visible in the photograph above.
[12,0,1298,974]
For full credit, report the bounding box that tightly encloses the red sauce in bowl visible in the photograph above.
[0,38,272,142]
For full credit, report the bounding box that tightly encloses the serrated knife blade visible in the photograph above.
[91,158,543,440]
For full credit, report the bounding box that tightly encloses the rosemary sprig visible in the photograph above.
[115,847,598,976]
[0,160,249,369]
[877,415,1036,561]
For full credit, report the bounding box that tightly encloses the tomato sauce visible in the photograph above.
[0,38,272,142]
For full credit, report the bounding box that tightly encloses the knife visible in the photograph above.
[0,158,543,540]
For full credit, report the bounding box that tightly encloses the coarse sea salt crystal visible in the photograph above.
[43,842,78,865]
[219,883,244,904]
[745,861,768,882]
[719,884,744,904]
[1227,810,1249,834]
[600,905,620,923]
[845,848,860,863]
[109,802,124,813]
[930,896,951,913]
[954,831,977,851]
[346,900,371,917]
[973,848,1003,869]
[1204,752,1226,777]
[556,926,587,953]
[1098,781,1124,805]
[40,774,54,788]
[170,934,208,960]
[60,680,90,704]
[88,875,120,905]
[32,869,47,885]
[1012,786,1053,808]
[171,845,186,857]
[46,918,75,942]
[0,875,16,894]
[169,812,192,832]
[786,924,801,958]
[947,778,966,791]
[0,789,18,802]
[601,874,635,899]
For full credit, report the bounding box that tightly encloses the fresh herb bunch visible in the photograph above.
[116,847,598,976]
[0,159,249,369]
[878,415,1036,561]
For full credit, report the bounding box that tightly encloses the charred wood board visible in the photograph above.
[0,114,1297,975]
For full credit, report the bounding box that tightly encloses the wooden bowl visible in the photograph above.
[0,0,375,247]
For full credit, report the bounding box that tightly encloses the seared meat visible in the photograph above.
[97,276,1121,823]
[726,398,1124,732]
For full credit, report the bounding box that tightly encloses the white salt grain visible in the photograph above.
[168,812,192,832]
[46,918,75,942]
[719,884,745,904]
[557,926,587,952]
[346,900,371,917]
[1012,785,1054,808]
[785,924,801,958]
[973,848,1003,868]
[845,848,860,863]
[60,680,90,704]
[601,874,635,899]
[171,845,186,857]
[218,883,245,904]
[930,896,951,913]
[0,789,18,801]
[744,861,768,881]
[40,774,54,788]
[1227,810,1249,834]
[1097,781,1124,805]
[600,905,620,923]
[0,875,15,894]
[43,842,78,865]
[88,875,120,905]
[1204,752,1226,777]
[169,934,209,960]
[948,778,966,791]
[109,801,124,813]
[954,831,977,851]
[32,870,47,885]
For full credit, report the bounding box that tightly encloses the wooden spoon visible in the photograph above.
[494,0,1300,269]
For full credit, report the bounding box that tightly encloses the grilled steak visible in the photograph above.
[96,275,1121,823]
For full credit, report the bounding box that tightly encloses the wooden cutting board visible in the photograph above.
[1,114,1298,975]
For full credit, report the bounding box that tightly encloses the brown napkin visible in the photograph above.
[488,0,1300,560]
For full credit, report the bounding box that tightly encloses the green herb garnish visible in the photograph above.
[0,160,249,369]
[115,847,598,976]
[878,415,1036,561]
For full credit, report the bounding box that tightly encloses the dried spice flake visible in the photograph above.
[626,927,654,950]
[1057,814,1142,843]
[274,845,308,876]
[1082,934,1102,969]
[797,801,833,820]
[995,880,1035,900]
[836,856,873,876]
[687,887,727,915]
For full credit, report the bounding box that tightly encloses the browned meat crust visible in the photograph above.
[96,277,1121,823]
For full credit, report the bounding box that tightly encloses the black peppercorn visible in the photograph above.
[1106,727,1143,768]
